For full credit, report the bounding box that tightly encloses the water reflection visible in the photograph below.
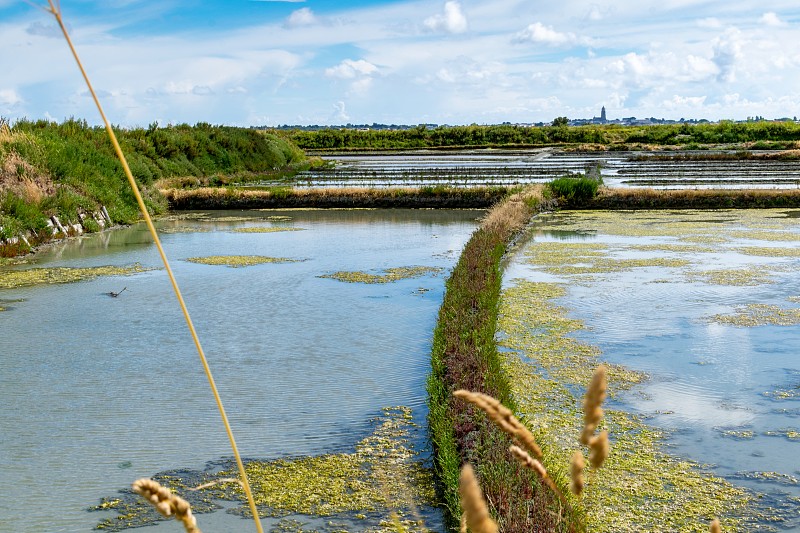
[0,209,479,532]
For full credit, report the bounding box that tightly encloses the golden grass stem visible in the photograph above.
[454,389,543,459]
[710,518,722,532]
[132,478,201,533]
[459,464,499,533]
[40,3,264,531]
[569,451,585,496]
[508,445,567,506]
[580,365,607,446]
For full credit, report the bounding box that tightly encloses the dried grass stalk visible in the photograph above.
[570,451,585,496]
[454,389,543,459]
[588,430,609,469]
[710,518,722,532]
[459,463,499,533]
[580,366,607,445]
[509,445,566,505]
[132,478,201,533]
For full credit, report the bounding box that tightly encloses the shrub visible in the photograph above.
[547,176,600,202]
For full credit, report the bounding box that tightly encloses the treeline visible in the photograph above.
[278,120,800,150]
[0,118,307,247]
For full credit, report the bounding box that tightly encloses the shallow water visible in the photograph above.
[0,209,479,532]
[504,209,800,524]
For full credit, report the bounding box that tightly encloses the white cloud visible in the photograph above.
[331,101,349,122]
[513,22,591,47]
[423,1,468,34]
[697,17,723,29]
[712,28,744,83]
[0,89,22,107]
[325,59,379,79]
[284,7,316,28]
[759,12,787,27]
[662,95,707,110]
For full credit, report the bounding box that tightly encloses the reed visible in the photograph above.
[132,478,201,533]
[580,366,607,446]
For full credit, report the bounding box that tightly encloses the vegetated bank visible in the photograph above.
[426,185,578,532]
[0,118,309,256]
[163,185,512,210]
[275,120,800,152]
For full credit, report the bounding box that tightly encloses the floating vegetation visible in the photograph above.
[718,429,756,440]
[730,230,800,243]
[762,387,800,401]
[186,255,301,268]
[763,429,800,441]
[628,243,716,254]
[687,268,773,286]
[264,216,293,221]
[319,266,442,284]
[158,226,212,234]
[498,279,757,531]
[736,246,800,258]
[91,407,437,532]
[711,304,800,327]
[232,227,305,233]
[0,256,31,266]
[524,240,690,277]
[0,264,150,290]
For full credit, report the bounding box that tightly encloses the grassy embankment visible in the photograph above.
[277,120,800,152]
[0,119,308,255]
[427,185,581,532]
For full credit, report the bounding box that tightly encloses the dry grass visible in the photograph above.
[132,478,201,533]
[459,464,499,533]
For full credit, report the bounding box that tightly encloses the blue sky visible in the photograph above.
[1,0,799,126]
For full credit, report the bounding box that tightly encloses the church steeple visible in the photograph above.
[601,106,607,123]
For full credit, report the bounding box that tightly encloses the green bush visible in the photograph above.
[547,176,600,202]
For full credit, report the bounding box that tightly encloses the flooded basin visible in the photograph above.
[257,150,800,190]
[0,209,479,532]
[502,209,800,530]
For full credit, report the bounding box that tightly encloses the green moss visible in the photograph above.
[0,264,149,289]
[319,267,442,284]
[186,255,301,267]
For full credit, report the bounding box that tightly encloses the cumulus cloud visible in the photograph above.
[331,101,349,122]
[712,28,744,83]
[325,59,379,79]
[759,12,787,27]
[284,7,316,28]
[0,89,22,107]
[662,95,708,110]
[513,22,591,47]
[697,17,723,29]
[423,1,468,34]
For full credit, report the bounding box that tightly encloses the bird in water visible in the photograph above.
[105,287,127,297]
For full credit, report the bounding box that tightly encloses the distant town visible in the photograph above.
[269,107,799,131]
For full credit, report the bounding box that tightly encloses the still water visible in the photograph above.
[0,209,480,533]
[504,209,800,527]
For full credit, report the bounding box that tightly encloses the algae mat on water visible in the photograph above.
[499,281,755,532]
[319,266,442,284]
[186,255,302,267]
[0,264,150,290]
[91,407,438,532]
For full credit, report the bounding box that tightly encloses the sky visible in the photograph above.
[1,0,799,127]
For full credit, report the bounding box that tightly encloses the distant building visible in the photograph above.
[601,106,607,123]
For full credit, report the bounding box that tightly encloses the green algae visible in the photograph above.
[498,279,755,532]
[736,247,800,258]
[186,255,301,268]
[687,268,774,286]
[763,429,800,441]
[233,227,305,233]
[0,264,150,290]
[319,267,442,284]
[158,226,212,234]
[91,407,437,532]
[719,429,756,440]
[711,304,800,327]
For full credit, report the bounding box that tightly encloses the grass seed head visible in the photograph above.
[588,430,610,469]
[570,451,585,496]
[458,463,498,533]
[710,518,721,532]
[132,478,201,533]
